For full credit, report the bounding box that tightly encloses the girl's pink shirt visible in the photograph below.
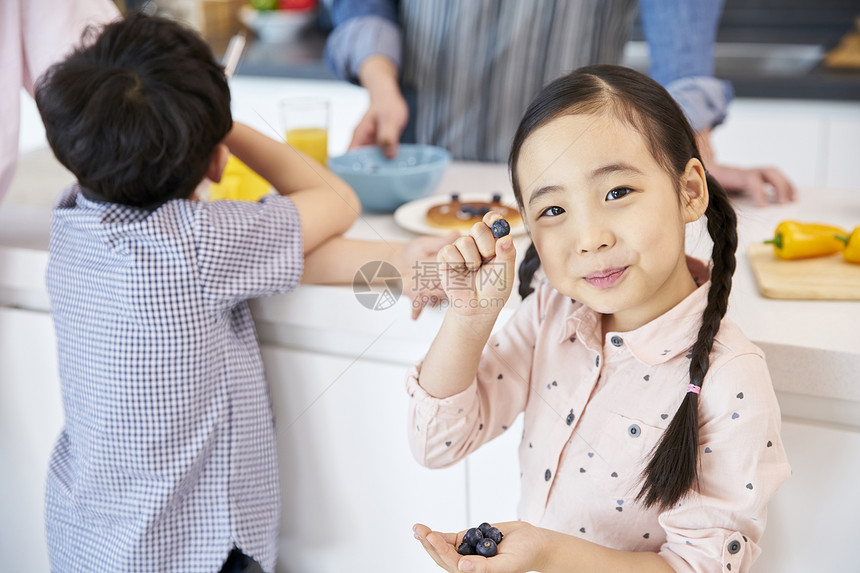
[1,0,118,200]
[407,273,791,573]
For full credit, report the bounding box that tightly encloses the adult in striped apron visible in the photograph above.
[325,0,795,204]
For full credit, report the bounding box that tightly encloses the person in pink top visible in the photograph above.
[0,0,118,202]
[408,65,791,573]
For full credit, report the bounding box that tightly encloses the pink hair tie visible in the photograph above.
[686,384,701,395]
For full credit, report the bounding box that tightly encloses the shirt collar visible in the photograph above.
[558,257,712,365]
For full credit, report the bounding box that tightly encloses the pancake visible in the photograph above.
[425,193,522,231]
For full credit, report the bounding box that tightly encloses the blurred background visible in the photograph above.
[119,0,860,99]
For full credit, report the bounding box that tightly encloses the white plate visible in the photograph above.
[393,192,527,236]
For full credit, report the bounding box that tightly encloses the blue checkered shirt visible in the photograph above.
[45,185,304,572]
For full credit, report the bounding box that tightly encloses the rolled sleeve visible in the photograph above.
[657,352,791,572]
[406,366,480,468]
[324,15,402,83]
[666,76,734,131]
[406,291,543,470]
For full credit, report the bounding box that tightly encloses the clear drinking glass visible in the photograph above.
[279,97,329,165]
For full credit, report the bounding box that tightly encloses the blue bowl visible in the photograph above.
[327,144,452,212]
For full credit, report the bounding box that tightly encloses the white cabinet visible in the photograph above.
[465,415,523,526]
[0,307,62,573]
[262,345,467,572]
[755,420,860,572]
[823,114,860,191]
[712,99,860,192]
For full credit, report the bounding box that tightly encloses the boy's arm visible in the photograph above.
[301,237,401,285]
[301,233,456,284]
[224,122,361,253]
[302,233,456,318]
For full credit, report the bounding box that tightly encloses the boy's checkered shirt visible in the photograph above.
[44,184,303,572]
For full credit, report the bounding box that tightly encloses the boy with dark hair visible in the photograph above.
[35,12,432,573]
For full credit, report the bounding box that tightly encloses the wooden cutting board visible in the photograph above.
[747,242,860,300]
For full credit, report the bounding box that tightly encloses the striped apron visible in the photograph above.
[399,0,637,162]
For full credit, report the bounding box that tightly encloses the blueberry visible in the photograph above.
[492,192,502,203]
[477,522,493,536]
[463,527,483,547]
[477,206,491,216]
[485,526,503,544]
[457,540,476,555]
[459,205,475,216]
[475,538,498,557]
[451,192,460,202]
[491,218,511,238]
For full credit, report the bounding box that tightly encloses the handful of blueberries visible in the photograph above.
[457,522,504,557]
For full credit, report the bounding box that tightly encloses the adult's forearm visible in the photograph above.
[357,54,400,96]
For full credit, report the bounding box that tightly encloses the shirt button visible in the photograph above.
[611,335,623,347]
[627,424,641,438]
[728,540,741,554]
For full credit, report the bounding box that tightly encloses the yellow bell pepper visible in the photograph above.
[836,227,860,264]
[764,220,847,260]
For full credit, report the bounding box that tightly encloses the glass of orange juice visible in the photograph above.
[279,97,329,165]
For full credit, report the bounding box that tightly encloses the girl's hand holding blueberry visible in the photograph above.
[435,212,517,317]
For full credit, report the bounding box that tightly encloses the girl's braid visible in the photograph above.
[518,242,541,299]
[637,173,737,510]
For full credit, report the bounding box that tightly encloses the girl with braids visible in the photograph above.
[407,65,790,573]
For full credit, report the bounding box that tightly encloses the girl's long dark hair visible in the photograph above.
[508,65,737,510]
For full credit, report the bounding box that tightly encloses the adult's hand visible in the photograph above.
[707,163,796,208]
[696,128,796,207]
[354,54,410,158]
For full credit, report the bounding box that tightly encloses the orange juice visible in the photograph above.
[286,127,328,165]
